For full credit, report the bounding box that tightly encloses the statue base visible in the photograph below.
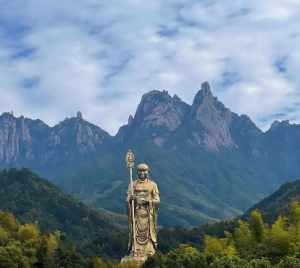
[121,254,148,266]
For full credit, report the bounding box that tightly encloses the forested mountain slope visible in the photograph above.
[0,168,127,258]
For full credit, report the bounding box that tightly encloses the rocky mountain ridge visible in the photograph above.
[0,111,111,167]
[0,82,261,165]
[117,82,263,153]
[1,82,299,226]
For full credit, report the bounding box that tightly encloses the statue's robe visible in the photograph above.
[127,178,160,257]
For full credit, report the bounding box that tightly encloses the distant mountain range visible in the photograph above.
[1,82,300,226]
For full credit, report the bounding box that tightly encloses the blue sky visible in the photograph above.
[0,0,300,134]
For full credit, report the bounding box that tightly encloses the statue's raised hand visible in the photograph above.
[137,197,148,205]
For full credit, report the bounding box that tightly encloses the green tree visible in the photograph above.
[276,256,300,268]
[115,260,139,268]
[162,244,208,268]
[247,258,272,268]
[204,236,236,258]
[289,202,300,226]
[0,241,31,268]
[143,253,166,268]
[53,246,86,268]
[234,220,253,258]
[18,224,40,245]
[0,212,18,232]
[0,227,9,245]
[266,216,290,260]
[210,256,247,268]
[37,232,60,268]
[249,210,265,243]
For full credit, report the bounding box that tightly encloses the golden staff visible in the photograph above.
[126,149,136,256]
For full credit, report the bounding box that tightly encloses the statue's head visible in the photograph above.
[137,163,149,181]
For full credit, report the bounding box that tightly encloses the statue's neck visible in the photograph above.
[137,178,148,183]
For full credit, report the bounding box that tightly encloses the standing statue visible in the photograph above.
[122,150,160,265]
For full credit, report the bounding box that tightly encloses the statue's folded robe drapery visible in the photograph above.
[127,178,160,255]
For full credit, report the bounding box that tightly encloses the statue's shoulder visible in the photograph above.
[132,179,139,185]
[148,179,158,188]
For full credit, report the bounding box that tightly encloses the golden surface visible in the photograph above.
[123,165,160,265]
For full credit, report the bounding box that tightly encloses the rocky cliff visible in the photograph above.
[1,82,300,227]
[0,112,111,167]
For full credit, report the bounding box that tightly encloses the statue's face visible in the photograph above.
[138,169,148,181]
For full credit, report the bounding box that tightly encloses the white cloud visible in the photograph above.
[0,0,300,133]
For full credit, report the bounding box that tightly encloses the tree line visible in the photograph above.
[143,201,300,268]
[0,210,137,268]
[3,201,300,267]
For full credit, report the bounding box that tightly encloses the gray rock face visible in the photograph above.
[0,112,111,166]
[49,117,110,153]
[188,82,237,151]
[0,83,261,166]
[117,82,258,152]
[269,120,291,132]
[134,90,189,131]
[0,113,49,164]
[116,90,190,146]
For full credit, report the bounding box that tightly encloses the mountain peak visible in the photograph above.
[1,111,15,119]
[115,89,190,146]
[139,89,172,104]
[76,111,83,119]
[53,115,111,149]
[133,89,190,131]
[190,82,228,119]
[201,81,213,96]
[188,82,238,151]
[269,120,291,131]
[193,82,214,105]
[128,115,134,125]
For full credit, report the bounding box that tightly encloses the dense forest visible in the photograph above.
[144,202,300,268]
[0,210,141,268]
[0,169,127,259]
[2,202,300,267]
[2,168,300,267]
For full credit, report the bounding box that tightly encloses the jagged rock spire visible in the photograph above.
[76,111,83,119]
[200,81,212,96]
[191,82,214,112]
[128,115,134,126]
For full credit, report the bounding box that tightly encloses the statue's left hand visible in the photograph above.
[137,197,148,205]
